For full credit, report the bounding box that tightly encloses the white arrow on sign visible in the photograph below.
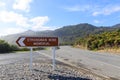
[18,37,25,46]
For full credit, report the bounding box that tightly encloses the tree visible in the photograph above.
[74,29,120,50]
[0,40,11,53]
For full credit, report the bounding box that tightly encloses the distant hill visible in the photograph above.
[112,24,120,28]
[0,30,54,45]
[0,23,120,45]
[52,23,116,44]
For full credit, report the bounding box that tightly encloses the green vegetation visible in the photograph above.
[75,29,120,50]
[1,23,120,46]
[0,40,46,53]
[1,23,120,52]
[0,40,19,53]
[1,23,115,45]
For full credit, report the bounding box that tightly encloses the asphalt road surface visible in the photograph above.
[0,52,48,65]
[38,46,120,79]
[0,50,104,80]
[0,46,120,79]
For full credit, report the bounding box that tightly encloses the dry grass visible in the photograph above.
[74,45,87,50]
[75,45,120,54]
[97,48,120,54]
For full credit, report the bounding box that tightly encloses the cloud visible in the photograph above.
[94,20,101,23]
[0,11,50,29]
[92,5,120,16]
[0,10,52,32]
[30,16,49,30]
[64,4,120,16]
[0,1,5,7]
[0,0,56,36]
[2,27,25,35]
[13,0,32,12]
[64,5,90,12]
[0,11,29,27]
[0,27,25,36]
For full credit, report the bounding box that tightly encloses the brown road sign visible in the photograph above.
[16,37,58,47]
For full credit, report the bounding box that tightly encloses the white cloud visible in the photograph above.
[0,10,51,30]
[64,4,120,16]
[92,12,100,16]
[0,27,25,36]
[13,0,32,12]
[0,11,30,27]
[0,1,5,7]
[94,20,101,23]
[92,5,120,16]
[0,0,56,36]
[0,10,53,36]
[64,5,90,12]
[30,16,49,30]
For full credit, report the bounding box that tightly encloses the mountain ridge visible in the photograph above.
[1,23,120,45]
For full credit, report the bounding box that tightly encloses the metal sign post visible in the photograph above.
[52,47,56,70]
[16,37,58,71]
[30,47,33,71]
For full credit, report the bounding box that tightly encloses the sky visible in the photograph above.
[0,0,120,36]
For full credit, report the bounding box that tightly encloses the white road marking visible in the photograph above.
[36,51,110,79]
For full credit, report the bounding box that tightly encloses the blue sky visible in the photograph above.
[0,0,120,36]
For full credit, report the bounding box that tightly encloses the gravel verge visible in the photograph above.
[0,56,105,80]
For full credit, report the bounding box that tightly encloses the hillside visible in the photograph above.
[0,30,54,45]
[75,29,120,52]
[112,23,120,28]
[0,23,120,45]
[53,23,114,44]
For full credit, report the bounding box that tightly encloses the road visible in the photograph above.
[38,46,120,79]
[0,46,120,79]
[0,49,106,80]
[0,52,48,65]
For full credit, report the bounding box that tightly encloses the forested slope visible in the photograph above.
[75,29,120,50]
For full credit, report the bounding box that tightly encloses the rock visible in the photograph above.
[0,58,102,80]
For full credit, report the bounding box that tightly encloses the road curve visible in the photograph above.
[0,51,105,79]
[38,46,120,79]
[0,46,120,79]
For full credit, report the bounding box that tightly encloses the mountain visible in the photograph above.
[0,30,54,45]
[52,23,115,44]
[53,23,96,37]
[0,23,120,45]
[112,24,120,28]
